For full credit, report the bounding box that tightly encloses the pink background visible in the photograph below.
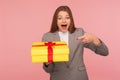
[0,0,120,80]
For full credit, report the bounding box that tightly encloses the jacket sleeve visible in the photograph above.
[78,28,109,56]
[41,33,54,73]
[43,63,54,73]
[84,40,109,56]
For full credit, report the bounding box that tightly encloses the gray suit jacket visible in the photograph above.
[42,28,109,80]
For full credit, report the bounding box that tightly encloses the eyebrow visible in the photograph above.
[58,15,70,17]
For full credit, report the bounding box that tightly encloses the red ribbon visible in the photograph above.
[45,42,55,62]
[32,42,66,62]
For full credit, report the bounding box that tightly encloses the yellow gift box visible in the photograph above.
[31,42,69,63]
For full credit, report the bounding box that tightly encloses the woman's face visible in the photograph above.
[57,11,71,33]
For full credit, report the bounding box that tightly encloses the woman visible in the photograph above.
[42,5,109,80]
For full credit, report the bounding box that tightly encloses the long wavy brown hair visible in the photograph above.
[50,6,76,33]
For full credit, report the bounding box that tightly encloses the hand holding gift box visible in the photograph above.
[31,41,69,63]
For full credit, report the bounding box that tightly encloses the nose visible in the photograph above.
[62,18,66,23]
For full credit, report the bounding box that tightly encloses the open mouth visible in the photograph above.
[61,24,67,27]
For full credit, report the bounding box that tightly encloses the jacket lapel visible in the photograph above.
[65,32,79,67]
[69,33,78,63]
[53,31,60,41]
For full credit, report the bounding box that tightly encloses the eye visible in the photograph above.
[57,17,62,20]
[66,16,70,19]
